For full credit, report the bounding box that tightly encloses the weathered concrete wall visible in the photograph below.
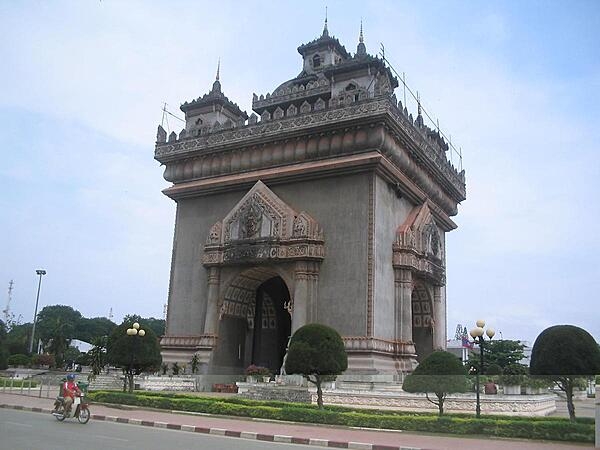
[166,172,370,339]
[373,175,414,340]
[272,174,370,336]
[167,189,247,336]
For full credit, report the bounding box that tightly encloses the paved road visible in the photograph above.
[0,408,320,450]
[0,392,593,450]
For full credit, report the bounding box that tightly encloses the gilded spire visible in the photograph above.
[211,59,222,94]
[359,19,364,43]
[322,6,329,37]
[356,19,366,56]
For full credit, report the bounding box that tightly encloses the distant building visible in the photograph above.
[155,23,465,379]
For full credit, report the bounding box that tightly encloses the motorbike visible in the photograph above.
[52,394,90,424]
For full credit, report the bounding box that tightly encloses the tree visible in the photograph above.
[402,351,468,416]
[468,339,526,374]
[106,321,162,393]
[75,317,117,343]
[87,336,108,381]
[36,305,81,364]
[5,323,32,355]
[63,346,81,367]
[0,319,7,370]
[284,323,348,408]
[530,325,600,421]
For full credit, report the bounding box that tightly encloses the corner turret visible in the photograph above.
[180,61,248,136]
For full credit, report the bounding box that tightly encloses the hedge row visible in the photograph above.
[91,390,595,424]
[87,391,594,443]
[0,377,38,388]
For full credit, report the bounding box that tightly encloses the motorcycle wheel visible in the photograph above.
[54,407,66,422]
[77,407,90,424]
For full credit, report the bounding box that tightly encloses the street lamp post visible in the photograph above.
[126,322,145,393]
[470,319,495,418]
[28,269,47,354]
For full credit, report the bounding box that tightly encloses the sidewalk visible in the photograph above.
[0,392,592,450]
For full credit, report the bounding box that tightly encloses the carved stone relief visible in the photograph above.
[203,181,324,266]
[393,203,445,284]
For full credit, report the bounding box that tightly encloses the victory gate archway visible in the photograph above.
[212,268,292,375]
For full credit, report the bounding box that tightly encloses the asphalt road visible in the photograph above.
[0,409,317,450]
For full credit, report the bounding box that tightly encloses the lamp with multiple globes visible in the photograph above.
[470,319,495,418]
[125,322,145,393]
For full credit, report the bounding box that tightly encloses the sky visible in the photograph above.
[1,1,599,345]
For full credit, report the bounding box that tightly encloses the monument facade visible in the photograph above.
[155,24,465,378]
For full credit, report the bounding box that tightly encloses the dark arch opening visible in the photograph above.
[213,273,291,376]
[411,284,434,362]
[250,277,292,375]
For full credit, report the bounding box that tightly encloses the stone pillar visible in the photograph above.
[203,267,220,334]
[433,285,446,350]
[291,261,319,333]
[394,268,413,342]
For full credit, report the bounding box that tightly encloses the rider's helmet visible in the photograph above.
[66,374,75,381]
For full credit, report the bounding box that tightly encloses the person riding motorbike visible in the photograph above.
[62,373,82,416]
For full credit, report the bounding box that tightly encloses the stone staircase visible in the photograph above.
[88,374,124,391]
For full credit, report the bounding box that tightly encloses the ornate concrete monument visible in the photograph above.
[155,23,465,379]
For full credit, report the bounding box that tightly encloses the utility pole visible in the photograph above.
[29,270,46,354]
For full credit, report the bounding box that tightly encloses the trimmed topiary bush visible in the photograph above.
[402,351,468,415]
[284,323,347,408]
[530,325,600,421]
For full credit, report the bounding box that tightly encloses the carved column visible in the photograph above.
[291,261,320,333]
[394,268,413,342]
[433,284,446,350]
[203,267,220,334]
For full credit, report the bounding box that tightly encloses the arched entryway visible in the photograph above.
[411,283,434,361]
[212,268,292,375]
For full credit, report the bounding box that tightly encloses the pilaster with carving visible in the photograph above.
[203,266,221,334]
[292,261,320,332]
[432,285,446,349]
[394,268,413,343]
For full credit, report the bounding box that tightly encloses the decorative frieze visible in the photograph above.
[343,336,416,356]
[156,97,465,215]
[319,391,556,416]
[159,334,218,349]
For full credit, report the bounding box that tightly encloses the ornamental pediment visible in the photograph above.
[203,181,324,265]
[393,203,445,283]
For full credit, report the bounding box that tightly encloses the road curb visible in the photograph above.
[0,403,424,450]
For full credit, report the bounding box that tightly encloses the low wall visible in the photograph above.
[237,382,312,403]
[320,390,556,416]
[141,376,196,391]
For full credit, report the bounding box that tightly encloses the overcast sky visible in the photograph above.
[1,1,598,345]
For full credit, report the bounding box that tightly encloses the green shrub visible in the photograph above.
[86,390,594,443]
[31,353,55,368]
[0,377,38,388]
[499,364,528,385]
[402,351,468,415]
[7,353,30,367]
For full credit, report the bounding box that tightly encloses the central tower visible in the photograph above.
[155,24,466,382]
